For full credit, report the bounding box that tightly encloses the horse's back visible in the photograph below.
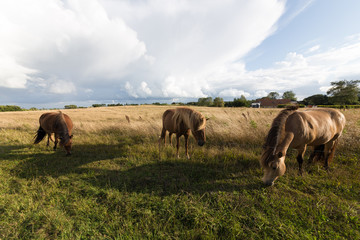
[287,108,345,147]
[162,109,176,133]
[39,112,73,133]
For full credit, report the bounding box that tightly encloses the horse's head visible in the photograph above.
[192,128,206,146]
[60,134,73,156]
[191,116,208,146]
[261,151,286,186]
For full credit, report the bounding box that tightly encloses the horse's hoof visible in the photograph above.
[66,153,71,156]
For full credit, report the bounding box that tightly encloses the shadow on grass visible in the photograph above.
[2,126,267,196]
[7,140,264,196]
[80,158,264,196]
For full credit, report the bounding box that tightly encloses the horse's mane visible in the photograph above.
[261,105,298,166]
[172,107,206,131]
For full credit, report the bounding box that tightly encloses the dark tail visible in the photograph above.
[34,126,46,144]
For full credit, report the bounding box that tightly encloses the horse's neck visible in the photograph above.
[276,132,294,155]
[56,115,69,136]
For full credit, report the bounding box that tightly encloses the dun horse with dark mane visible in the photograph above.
[261,106,345,186]
[159,107,207,159]
[34,112,73,156]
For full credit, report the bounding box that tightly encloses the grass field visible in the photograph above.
[0,106,359,239]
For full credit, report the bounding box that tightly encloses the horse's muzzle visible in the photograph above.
[198,140,205,146]
[263,180,274,186]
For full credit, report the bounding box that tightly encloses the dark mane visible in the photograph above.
[261,105,298,166]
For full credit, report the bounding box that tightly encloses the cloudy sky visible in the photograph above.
[1,0,360,108]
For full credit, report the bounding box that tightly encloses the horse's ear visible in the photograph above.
[277,152,283,158]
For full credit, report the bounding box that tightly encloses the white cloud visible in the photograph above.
[308,45,320,53]
[101,0,286,97]
[49,80,76,94]
[218,88,250,98]
[0,0,147,89]
[140,82,152,96]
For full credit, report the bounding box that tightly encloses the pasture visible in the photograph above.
[0,106,359,239]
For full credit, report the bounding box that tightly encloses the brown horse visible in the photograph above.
[159,107,207,159]
[261,106,346,186]
[34,111,73,156]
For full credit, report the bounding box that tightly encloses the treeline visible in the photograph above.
[183,96,251,107]
[0,105,24,112]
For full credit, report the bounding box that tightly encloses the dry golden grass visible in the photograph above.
[0,105,357,148]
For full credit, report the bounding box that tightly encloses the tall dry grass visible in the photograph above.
[0,105,358,150]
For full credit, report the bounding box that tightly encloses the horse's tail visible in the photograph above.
[34,126,46,144]
[327,139,339,163]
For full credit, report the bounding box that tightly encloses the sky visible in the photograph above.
[1,0,360,108]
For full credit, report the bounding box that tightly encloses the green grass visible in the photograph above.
[0,123,359,239]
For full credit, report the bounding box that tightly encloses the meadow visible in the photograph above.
[0,106,359,239]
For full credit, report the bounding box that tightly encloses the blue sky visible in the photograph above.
[0,0,360,108]
[246,0,360,70]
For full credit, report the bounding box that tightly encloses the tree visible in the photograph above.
[213,97,225,107]
[302,94,329,105]
[197,97,213,106]
[267,92,280,99]
[327,80,360,105]
[225,95,250,107]
[282,91,297,101]
[65,105,78,109]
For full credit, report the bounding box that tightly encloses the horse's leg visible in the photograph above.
[53,133,58,151]
[169,133,173,147]
[176,134,181,158]
[46,134,51,146]
[309,145,325,164]
[324,140,338,170]
[184,132,190,159]
[296,145,306,175]
[158,128,166,160]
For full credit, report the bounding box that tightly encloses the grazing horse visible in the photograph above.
[159,107,207,159]
[34,112,73,156]
[261,106,346,186]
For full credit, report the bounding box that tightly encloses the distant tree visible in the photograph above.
[107,103,123,107]
[0,105,23,112]
[92,104,106,107]
[327,80,360,105]
[225,95,250,107]
[282,91,297,101]
[65,105,78,109]
[197,97,213,106]
[213,97,225,107]
[302,94,329,105]
[267,92,280,99]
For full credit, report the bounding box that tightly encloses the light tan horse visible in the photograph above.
[34,111,73,156]
[159,107,207,159]
[261,106,346,186]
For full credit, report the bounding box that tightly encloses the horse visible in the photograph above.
[159,107,207,159]
[34,111,73,156]
[260,105,346,186]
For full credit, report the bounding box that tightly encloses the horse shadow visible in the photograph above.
[8,140,264,195]
[78,159,264,196]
